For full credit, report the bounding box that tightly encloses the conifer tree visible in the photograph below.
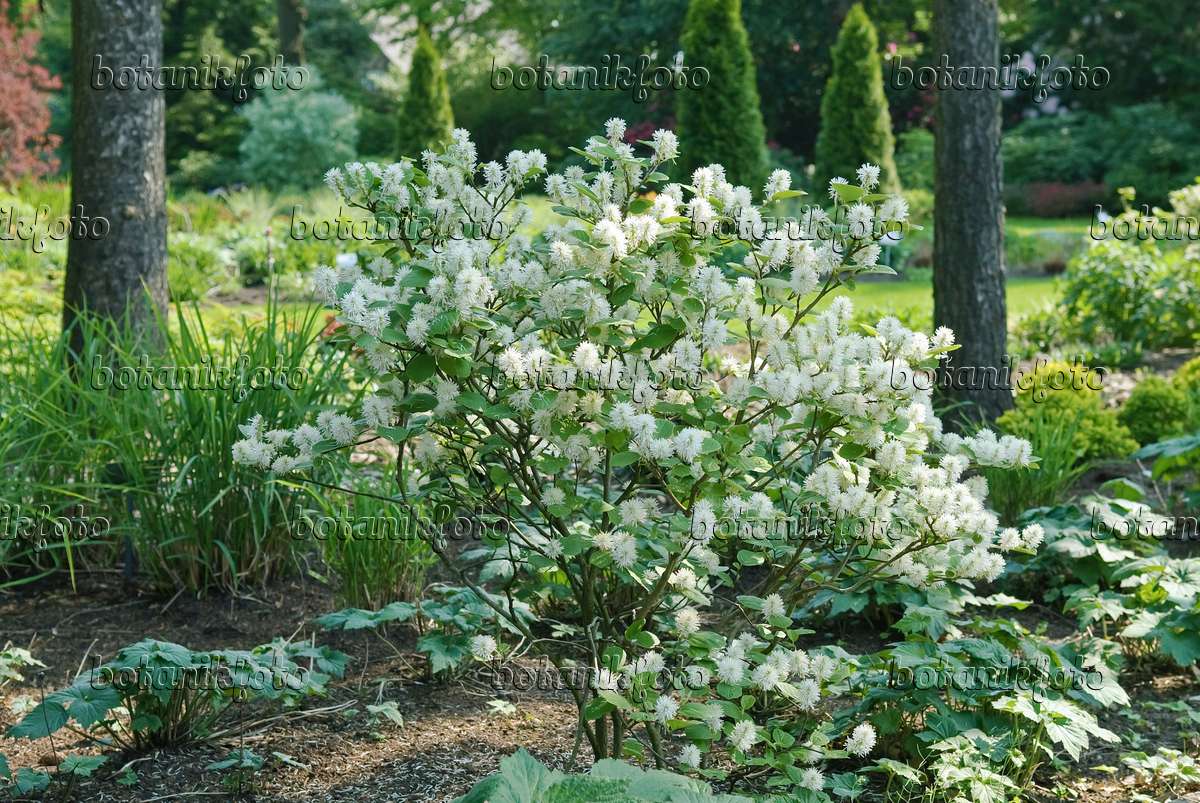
[814,3,900,193]
[397,22,453,159]
[676,0,768,191]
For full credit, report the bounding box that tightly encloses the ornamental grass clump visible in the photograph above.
[234,121,1037,792]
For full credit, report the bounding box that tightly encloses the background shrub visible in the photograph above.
[1119,375,1191,447]
[997,360,1137,464]
[676,0,769,190]
[238,68,358,189]
[894,127,933,192]
[814,2,899,193]
[396,24,454,160]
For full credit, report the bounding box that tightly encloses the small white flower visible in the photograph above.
[470,635,498,661]
[845,722,877,757]
[729,720,758,753]
[800,767,825,791]
[677,743,701,768]
[761,593,786,620]
[542,486,566,507]
[675,608,702,636]
[654,695,679,723]
[856,163,880,189]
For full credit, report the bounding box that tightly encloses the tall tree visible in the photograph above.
[814,3,900,193]
[277,0,305,64]
[396,21,453,159]
[63,0,167,352]
[676,0,768,191]
[931,0,1010,423]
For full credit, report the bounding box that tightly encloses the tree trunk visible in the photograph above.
[277,0,305,65]
[63,0,167,354]
[931,0,1011,424]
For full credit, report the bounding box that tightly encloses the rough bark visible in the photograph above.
[63,0,167,354]
[931,0,1011,424]
[277,0,305,65]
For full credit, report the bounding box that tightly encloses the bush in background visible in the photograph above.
[1119,375,1191,447]
[396,23,454,160]
[677,0,768,190]
[0,0,61,184]
[239,67,358,189]
[814,3,900,193]
[894,127,933,192]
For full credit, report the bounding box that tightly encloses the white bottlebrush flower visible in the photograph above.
[651,129,679,161]
[1021,523,1046,550]
[716,654,747,685]
[542,486,566,507]
[604,117,627,142]
[654,695,679,723]
[617,498,650,528]
[856,163,880,189]
[593,668,620,692]
[675,608,702,636]
[845,722,877,757]
[690,499,717,543]
[760,593,787,623]
[673,427,707,463]
[677,743,701,768]
[470,635,498,661]
[361,394,395,429]
[800,767,825,792]
[729,720,758,753]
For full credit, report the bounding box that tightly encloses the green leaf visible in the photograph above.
[14,768,50,794]
[47,682,121,728]
[0,752,9,780]
[405,353,437,382]
[610,451,640,467]
[491,749,565,803]
[630,324,680,351]
[60,755,107,778]
[8,700,69,739]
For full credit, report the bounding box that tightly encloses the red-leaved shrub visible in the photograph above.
[0,1,62,185]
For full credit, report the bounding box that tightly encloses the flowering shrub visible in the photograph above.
[233,122,1037,794]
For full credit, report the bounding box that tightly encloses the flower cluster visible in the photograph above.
[233,123,1036,793]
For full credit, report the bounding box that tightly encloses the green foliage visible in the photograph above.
[1119,375,1191,447]
[207,748,266,794]
[0,294,358,593]
[1060,240,1200,354]
[239,67,358,190]
[6,638,346,751]
[298,478,436,608]
[1134,433,1200,509]
[813,3,899,194]
[676,0,768,191]
[167,232,232,301]
[985,404,1090,525]
[397,25,455,160]
[1002,104,1200,207]
[847,608,1123,797]
[455,749,753,803]
[316,585,533,676]
[894,128,932,193]
[0,644,44,689]
[997,359,1137,459]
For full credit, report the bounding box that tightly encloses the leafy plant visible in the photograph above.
[207,748,265,795]
[234,125,1038,793]
[316,585,534,676]
[0,643,44,690]
[5,638,346,751]
[1119,375,1191,447]
[814,3,900,194]
[455,749,753,803]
